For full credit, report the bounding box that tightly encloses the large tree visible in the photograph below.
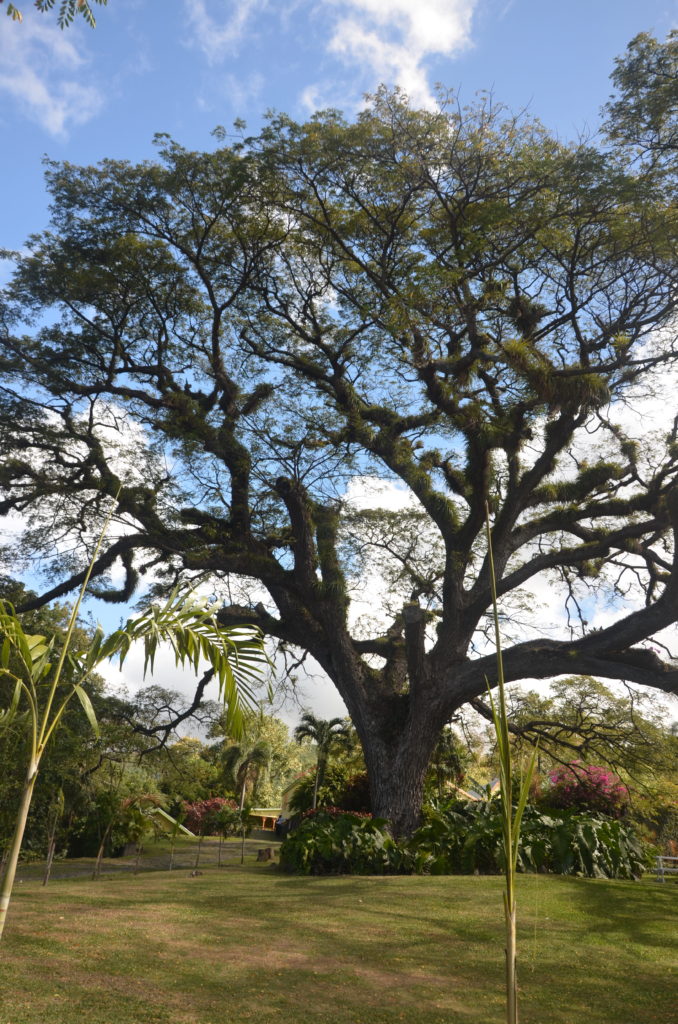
[1,36,677,835]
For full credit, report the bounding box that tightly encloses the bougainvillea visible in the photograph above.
[183,797,237,835]
[546,763,630,818]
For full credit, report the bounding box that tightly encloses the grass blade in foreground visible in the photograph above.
[485,503,538,1024]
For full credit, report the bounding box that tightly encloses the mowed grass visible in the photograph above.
[0,852,675,1024]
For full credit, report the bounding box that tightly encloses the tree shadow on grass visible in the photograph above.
[6,871,677,1024]
[552,875,677,951]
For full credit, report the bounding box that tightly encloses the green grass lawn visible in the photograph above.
[0,848,675,1024]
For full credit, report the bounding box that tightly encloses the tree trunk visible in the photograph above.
[369,755,429,838]
[353,695,444,839]
[93,817,115,880]
[42,825,58,887]
[0,761,38,940]
[314,621,450,838]
[312,761,321,810]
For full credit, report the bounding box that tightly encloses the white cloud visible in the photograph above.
[183,0,269,65]
[0,13,103,136]
[183,1,478,110]
[324,0,478,107]
[195,69,265,113]
[345,475,415,512]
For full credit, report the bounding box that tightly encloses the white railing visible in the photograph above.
[655,855,678,882]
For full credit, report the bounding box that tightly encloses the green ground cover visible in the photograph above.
[0,844,675,1024]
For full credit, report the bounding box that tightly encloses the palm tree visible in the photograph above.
[294,713,352,810]
[0,537,266,940]
[222,740,271,810]
[430,726,466,802]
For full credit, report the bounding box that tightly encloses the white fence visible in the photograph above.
[655,855,678,882]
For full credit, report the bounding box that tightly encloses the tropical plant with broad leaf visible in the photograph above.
[0,517,266,939]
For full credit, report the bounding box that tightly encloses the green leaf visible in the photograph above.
[511,742,539,872]
[0,674,24,733]
[74,684,99,738]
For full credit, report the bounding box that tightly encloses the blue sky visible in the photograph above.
[1,0,677,258]
[1,0,677,722]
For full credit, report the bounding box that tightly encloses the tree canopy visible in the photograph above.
[1,33,677,834]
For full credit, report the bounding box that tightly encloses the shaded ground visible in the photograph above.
[0,853,675,1024]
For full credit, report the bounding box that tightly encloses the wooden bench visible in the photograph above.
[655,855,678,882]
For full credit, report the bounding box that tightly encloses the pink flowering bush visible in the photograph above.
[546,762,630,819]
[183,797,237,835]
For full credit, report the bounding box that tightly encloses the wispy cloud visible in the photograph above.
[0,14,103,137]
[324,0,479,108]
[183,0,269,65]
[183,1,478,111]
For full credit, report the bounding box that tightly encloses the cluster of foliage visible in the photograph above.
[288,766,371,815]
[221,739,271,810]
[631,771,678,855]
[0,579,290,869]
[293,714,354,810]
[491,677,672,783]
[545,763,630,819]
[210,709,315,811]
[3,0,106,28]
[287,713,369,814]
[279,800,649,880]
[279,811,407,876]
[0,573,269,863]
[410,801,647,880]
[478,677,678,858]
[300,806,372,821]
[0,560,266,938]
[182,797,237,836]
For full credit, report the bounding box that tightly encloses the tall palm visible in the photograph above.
[0,558,266,940]
[223,741,271,810]
[431,726,465,802]
[294,713,351,810]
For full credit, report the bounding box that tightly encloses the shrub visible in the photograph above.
[535,811,648,879]
[299,805,372,821]
[408,800,648,879]
[183,797,237,836]
[545,762,630,818]
[278,810,408,875]
[287,765,349,814]
[278,798,649,879]
[337,772,372,813]
[409,800,499,875]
